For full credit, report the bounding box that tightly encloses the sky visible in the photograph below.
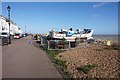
[2,2,118,34]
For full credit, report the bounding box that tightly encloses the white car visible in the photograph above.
[14,33,20,39]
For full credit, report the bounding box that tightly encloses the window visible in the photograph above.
[1,33,7,35]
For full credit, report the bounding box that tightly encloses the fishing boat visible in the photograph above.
[47,28,94,41]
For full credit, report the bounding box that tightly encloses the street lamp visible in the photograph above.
[7,5,11,44]
[25,26,26,34]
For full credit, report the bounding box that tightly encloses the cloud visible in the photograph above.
[93,2,109,8]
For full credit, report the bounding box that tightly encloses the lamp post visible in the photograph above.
[25,26,26,34]
[7,5,11,44]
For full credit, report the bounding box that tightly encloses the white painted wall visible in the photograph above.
[0,15,22,35]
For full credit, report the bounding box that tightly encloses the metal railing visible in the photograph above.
[47,40,77,50]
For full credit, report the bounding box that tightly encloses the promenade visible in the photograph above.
[2,36,62,78]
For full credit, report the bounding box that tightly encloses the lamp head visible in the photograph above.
[7,5,11,11]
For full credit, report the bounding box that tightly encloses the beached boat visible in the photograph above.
[47,28,94,41]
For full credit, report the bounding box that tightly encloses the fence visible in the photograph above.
[47,40,78,50]
[39,36,87,50]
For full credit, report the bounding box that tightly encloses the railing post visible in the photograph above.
[47,40,50,50]
[69,41,71,49]
[41,36,43,45]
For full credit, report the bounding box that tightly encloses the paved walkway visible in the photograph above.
[2,36,62,78]
[0,39,2,79]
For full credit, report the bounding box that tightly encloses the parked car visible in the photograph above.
[0,32,9,38]
[14,33,20,39]
[25,33,28,37]
[22,34,26,37]
[0,32,10,45]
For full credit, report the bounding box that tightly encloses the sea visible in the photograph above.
[93,35,119,42]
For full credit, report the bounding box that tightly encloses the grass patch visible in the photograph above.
[55,59,67,70]
[77,64,96,74]
[46,50,67,69]
[46,50,63,59]
[46,50,71,78]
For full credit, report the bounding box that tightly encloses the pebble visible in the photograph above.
[56,43,119,78]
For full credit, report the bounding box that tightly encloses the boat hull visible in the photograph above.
[48,29,93,41]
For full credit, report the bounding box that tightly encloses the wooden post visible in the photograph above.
[41,36,43,45]
[48,40,50,50]
[69,41,71,49]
